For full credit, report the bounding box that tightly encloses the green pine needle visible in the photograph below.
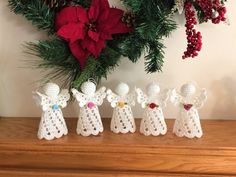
[8,0,55,34]
[10,0,218,89]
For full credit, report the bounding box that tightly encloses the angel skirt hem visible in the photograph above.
[110,105,136,134]
[173,108,203,138]
[140,107,167,136]
[38,109,68,140]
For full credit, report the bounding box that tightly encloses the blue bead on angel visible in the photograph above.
[136,83,169,136]
[107,83,136,134]
[72,80,106,136]
[170,82,207,138]
[33,83,70,140]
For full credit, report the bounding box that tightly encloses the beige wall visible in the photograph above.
[0,0,236,119]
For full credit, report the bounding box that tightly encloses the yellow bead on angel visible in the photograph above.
[170,82,207,138]
[107,83,136,134]
[72,80,106,136]
[136,83,169,136]
[33,83,70,140]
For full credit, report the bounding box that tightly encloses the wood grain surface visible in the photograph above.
[0,117,236,176]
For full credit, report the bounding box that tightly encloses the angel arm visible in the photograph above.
[158,89,170,108]
[58,89,70,108]
[106,89,119,108]
[93,87,106,106]
[32,91,52,111]
[71,88,87,107]
[135,88,148,108]
[193,88,207,109]
[126,91,136,107]
[170,89,182,107]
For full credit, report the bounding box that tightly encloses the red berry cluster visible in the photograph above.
[195,0,227,24]
[195,0,213,21]
[182,1,202,59]
[212,0,227,24]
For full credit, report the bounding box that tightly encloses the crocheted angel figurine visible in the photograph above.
[33,83,70,141]
[107,83,136,134]
[136,83,169,136]
[170,82,207,138]
[72,80,106,136]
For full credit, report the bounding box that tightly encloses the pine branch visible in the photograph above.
[144,39,165,73]
[8,0,55,34]
[121,0,143,12]
[9,0,180,89]
[25,37,81,88]
[70,0,91,8]
[109,32,144,63]
[95,46,121,78]
[135,0,177,40]
[73,57,98,90]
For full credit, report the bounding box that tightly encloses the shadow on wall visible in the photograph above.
[210,77,236,119]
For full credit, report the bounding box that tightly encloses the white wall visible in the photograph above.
[0,0,236,119]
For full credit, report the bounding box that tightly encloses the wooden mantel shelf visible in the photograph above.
[0,118,236,177]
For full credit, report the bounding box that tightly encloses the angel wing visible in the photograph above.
[33,91,53,111]
[93,87,106,106]
[58,89,70,108]
[193,89,207,109]
[136,88,148,108]
[107,89,120,108]
[157,89,170,108]
[170,89,183,107]
[71,88,89,107]
[125,91,136,107]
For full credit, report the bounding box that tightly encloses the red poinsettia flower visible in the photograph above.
[55,0,133,69]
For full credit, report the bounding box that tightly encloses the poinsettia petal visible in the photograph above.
[97,8,121,30]
[99,32,113,40]
[98,8,133,36]
[88,30,100,42]
[108,20,133,34]
[94,40,106,57]
[89,0,110,21]
[69,42,90,69]
[95,9,109,24]
[57,23,85,43]
[55,6,88,30]
[55,7,77,30]
[82,37,105,58]
[88,6,99,21]
[76,6,89,23]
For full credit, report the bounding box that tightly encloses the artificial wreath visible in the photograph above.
[8,0,228,89]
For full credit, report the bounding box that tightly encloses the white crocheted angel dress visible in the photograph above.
[171,89,207,138]
[107,89,136,134]
[136,88,169,136]
[72,87,106,136]
[34,89,70,140]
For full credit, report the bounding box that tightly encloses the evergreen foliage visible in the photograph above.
[8,0,226,89]
[8,0,55,34]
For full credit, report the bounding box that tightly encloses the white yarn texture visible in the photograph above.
[72,87,106,136]
[107,89,136,134]
[34,88,70,141]
[170,88,207,138]
[136,88,168,136]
